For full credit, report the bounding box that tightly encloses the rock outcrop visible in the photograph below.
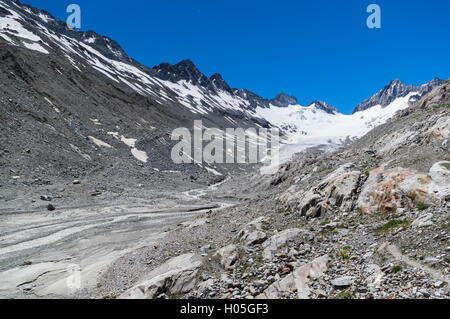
[284,163,364,218]
[214,245,240,270]
[237,217,269,246]
[262,229,310,261]
[257,255,329,299]
[358,161,449,214]
[120,254,203,299]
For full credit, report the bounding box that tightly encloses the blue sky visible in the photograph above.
[24,0,450,114]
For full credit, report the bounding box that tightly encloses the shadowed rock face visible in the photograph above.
[209,73,233,93]
[234,89,270,109]
[309,100,340,115]
[153,59,211,87]
[270,93,299,107]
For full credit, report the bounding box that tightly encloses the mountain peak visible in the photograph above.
[421,77,444,89]
[390,78,404,84]
[353,78,444,114]
[309,100,340,115]
[176,59,197,69]
[209,73,232,93]
[270,93,298,107]
[152,59,209,86]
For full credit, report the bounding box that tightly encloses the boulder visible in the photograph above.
[257,255,329,299]
[238,217,268,246]
[428,161,450,201]
[214,245,240,270]
[364,264,383,289]
[262,229,309,261]
[296,163,362,217]
[331,276,355,289]
[411,213,434,228]
[299,192,322,216]
[243,231,267,246]
[315,164,362,212]
[358,162,449,214]
[119,254,203,299]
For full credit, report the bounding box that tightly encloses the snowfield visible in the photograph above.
[255,93,418,166]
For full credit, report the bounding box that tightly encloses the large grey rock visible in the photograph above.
[428,161,450,201]
[299,193,322,217]
[257,255,329,299]
[262,229,308,261]
[411,213,434,228]
[244,231,267,246]
[119,254,203,299]
[296,163,362,217]
[214,245,240,270]
[331,276,355,288]
[359,161,449,214]
[316,164,362,211]
[364,264,384,289]
[238,217,268,246]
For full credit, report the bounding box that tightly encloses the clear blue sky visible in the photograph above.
[23,0,450,114]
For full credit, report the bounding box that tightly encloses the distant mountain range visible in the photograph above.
[0,0,446,175]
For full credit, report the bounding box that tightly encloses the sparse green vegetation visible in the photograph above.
[431,103,450,111]
[417,203,429,211]
[167,291,185,299]
[392,265,402,273]
[337,247,351,260]
[277,207,292,216]
[261,221,271,232]
[375,220,411,233]
[335,289,355,299]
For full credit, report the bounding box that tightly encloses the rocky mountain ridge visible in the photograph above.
[1,0,445,138]
[353,78,444,114]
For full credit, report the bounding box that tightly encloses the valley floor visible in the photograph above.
[0,180,235,299]
[0,144,449,299]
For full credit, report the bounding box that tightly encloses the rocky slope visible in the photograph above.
[108,81,449,300]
